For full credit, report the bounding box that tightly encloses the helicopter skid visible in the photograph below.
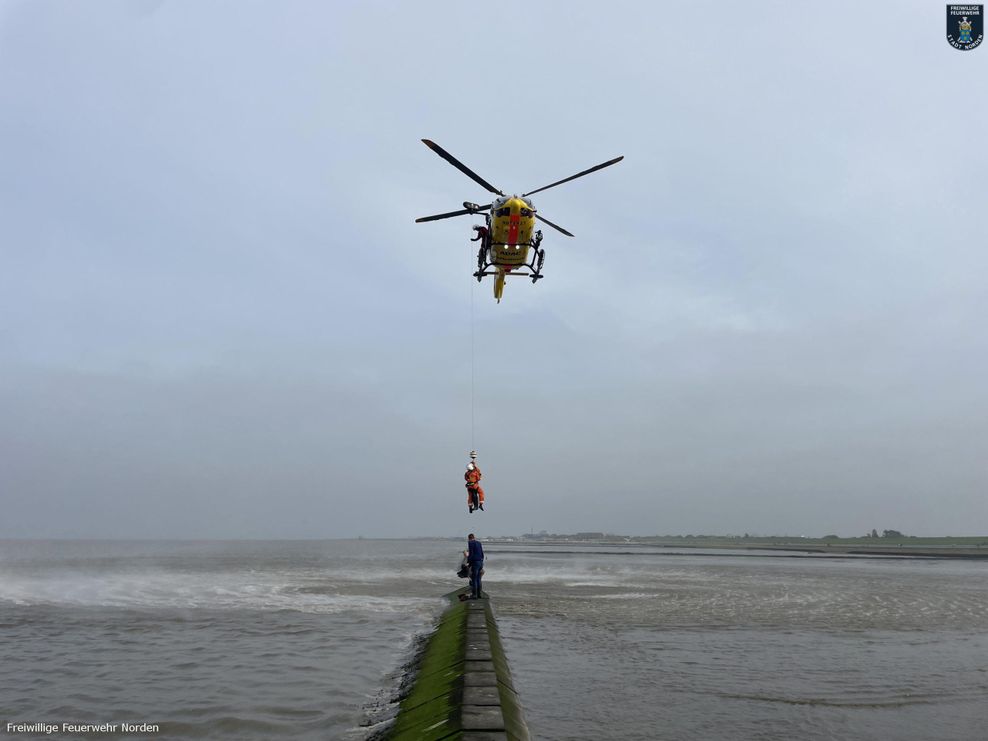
[474,240,545,284]
[473,268,544,283]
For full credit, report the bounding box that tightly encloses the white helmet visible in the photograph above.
[467,462,475,470]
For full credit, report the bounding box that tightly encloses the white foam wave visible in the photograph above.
[0,572,438,615]
[589,592,655,600]
[485,566,638,586]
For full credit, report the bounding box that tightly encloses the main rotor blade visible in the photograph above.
[415,208,475,223]
[422,139,504,196]
[522,155,624,198]
[535,213,574,238]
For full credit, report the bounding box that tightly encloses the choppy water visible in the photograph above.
[2,540,987,740]
[0,540,451,739]
[488,546,988,741]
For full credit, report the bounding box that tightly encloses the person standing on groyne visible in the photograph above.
[466,533,484,599]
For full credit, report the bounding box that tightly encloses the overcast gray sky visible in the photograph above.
[1,1,986,539]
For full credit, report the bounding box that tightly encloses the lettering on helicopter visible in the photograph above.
[415,139,623,302]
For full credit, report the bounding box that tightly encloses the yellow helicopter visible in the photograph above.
[415,139,623,302]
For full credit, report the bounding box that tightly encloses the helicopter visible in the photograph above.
[415,139,623,302]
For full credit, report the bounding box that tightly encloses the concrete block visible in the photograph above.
[466,646,493,661]
[462,706,506,731]
[464,671,498,687]
[463,686,501,706]
[465,660,495,673]
[461,734,508,741]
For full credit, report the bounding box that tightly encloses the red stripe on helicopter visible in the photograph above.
[507,214,520,245]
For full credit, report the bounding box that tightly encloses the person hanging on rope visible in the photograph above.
[465,453,485,513]
[470,224,489,243]
[471,225,489,276]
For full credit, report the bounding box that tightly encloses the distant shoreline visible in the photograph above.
[481,537,988,559]
[2,537,987,559]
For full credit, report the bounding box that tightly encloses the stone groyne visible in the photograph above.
[385,588,530,741]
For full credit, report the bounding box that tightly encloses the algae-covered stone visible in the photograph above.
[384,587,530,741]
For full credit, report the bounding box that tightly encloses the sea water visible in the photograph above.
[489,545,988,741]
[0,539,448,739]
[2,539,986,740]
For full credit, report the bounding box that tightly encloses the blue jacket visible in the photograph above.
[468,539,484,563]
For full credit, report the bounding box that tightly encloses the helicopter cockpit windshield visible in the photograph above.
[493,196,536,218]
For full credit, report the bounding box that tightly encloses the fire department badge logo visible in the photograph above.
[947,5,984,50]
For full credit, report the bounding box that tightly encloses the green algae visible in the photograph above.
[385,588,530,741]
[386,589,467,740]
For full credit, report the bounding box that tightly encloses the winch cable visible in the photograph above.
[470,254,476,452]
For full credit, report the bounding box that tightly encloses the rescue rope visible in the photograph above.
[470,255,476,451]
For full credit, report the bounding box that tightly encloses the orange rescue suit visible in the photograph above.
[465,466,485,507]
